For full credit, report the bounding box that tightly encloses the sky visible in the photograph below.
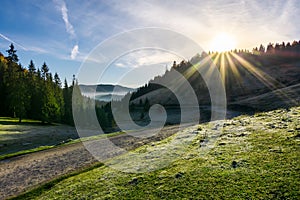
[0,0,299,88]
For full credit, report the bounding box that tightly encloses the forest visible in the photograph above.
[1,40,299,129]
[0,43,116,132]
[0,44,70,124]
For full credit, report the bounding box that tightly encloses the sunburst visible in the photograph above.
[210,33,237,52]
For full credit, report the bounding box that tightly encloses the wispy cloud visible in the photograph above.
[115,50,182,69]
[54,0,76,39]
[70,44,79,59]
[53,0,80,59]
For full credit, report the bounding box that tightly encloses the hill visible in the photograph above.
[14,106,300,199]
[128,46,300,121]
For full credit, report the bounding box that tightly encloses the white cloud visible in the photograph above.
[55,0,76,38]
[109,0,300,50]
[115,62,126,68]
[62,4,75,38]
[136,51,181,67]
[53,0,82,60]
[115,49,182,69]
[71,44,79,59]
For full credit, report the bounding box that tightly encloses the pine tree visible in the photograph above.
[54,73,61,87]
[28,60,36,74]
[13,69,29,122]
[71,78,84,126]
[53,73,64,121]
[6,43,19,63]
[40,78,59,123]
[41,62,49,80]
[28,69,43,121]
[4,44,29,121]
[266,43,274,53]
[39,68,59,123]
[0,54,8,115]
[96,107,109,130]
[259,44,265,53]
[63,79,73,124]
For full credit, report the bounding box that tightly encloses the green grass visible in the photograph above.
[0,145,54,160]
[0,131,125,161]
[0,117,65,159]
[0,117,46,126]
[11,107,300,199]
[0,116,125,160]
[66,131,125,144]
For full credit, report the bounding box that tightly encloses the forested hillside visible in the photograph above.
[129,40,300,115]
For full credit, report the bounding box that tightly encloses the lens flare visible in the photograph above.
[210,33,237,52]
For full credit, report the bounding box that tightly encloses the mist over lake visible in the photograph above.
[79,84,136,102]
[83,91,130,102]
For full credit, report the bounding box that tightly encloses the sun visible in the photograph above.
[210,33,237,52]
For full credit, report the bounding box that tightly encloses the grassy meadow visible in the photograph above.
[13,107,300,199]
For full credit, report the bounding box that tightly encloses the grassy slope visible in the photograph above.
[14,107,300,199]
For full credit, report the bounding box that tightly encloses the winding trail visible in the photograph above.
[0,125,182,200]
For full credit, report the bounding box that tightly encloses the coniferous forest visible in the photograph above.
[0,44,72,124]
[0,44,115,130]
[1,40,300,128]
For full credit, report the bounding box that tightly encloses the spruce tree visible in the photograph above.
[6,43,19,63]
[41,62,49,80]
[28,60,36,74]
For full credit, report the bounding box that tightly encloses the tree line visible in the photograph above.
[0,44,74,124]
[253,40,300,55]
[204,40,300,55]
[0,43,116,131]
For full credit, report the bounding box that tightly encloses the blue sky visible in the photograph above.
[0,0,299,87]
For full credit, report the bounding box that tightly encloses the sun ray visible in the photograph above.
[230,53,279,90]
[205,53,221,82]
[187,54,215,80]
[220,53,226,84]
[225,52,243,90]
[225,52,240,79]
[230,52,297,104]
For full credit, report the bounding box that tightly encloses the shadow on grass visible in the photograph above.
[0,117,54,126]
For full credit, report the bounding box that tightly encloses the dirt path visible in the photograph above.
[0,125,182,200]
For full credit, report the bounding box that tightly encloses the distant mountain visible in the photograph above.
[79,84,135,93]
[79,84,136,102]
